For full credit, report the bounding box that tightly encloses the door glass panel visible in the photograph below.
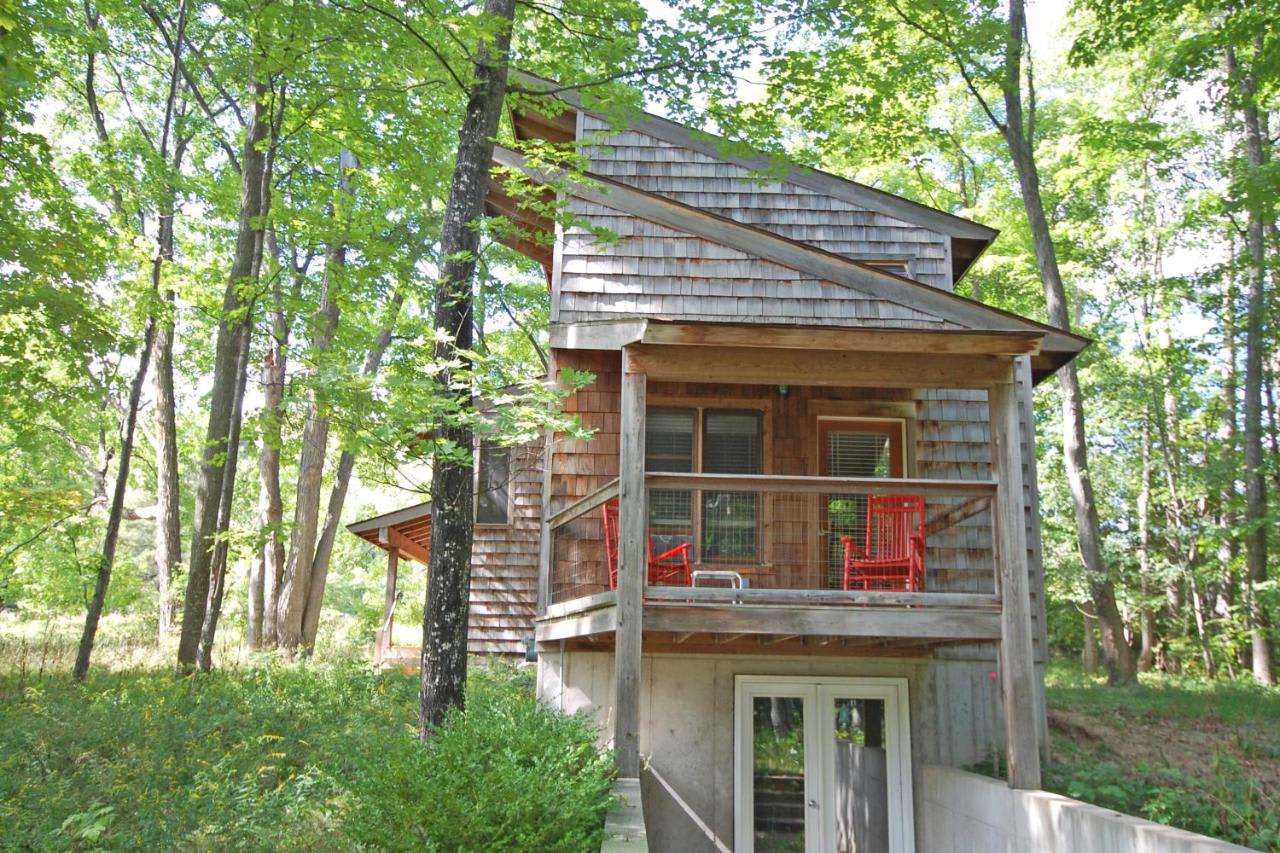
[832,698,889,853]
[752,696,807,852]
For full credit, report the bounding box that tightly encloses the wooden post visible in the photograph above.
[615,347,646,776]
[537,349,559,618]
[379,547,399,663]
[989,375,1042,789]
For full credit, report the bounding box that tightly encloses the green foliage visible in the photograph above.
[345,664,614,852]
[0,660,613,851]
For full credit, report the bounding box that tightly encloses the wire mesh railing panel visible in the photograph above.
[550,512,611,604]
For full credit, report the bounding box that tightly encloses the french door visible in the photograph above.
[734,677,914,853]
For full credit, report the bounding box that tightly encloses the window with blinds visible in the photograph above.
[702,411,761,560]
[643,408,764,562]
[476,441,510,525]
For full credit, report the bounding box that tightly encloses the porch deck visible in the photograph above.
[538,471,1002,646]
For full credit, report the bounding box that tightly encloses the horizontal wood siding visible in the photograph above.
[559,197,959,329]
[580,113,953,291]
[469,442,542,655]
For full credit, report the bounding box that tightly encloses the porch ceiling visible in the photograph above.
[347,503,431,565]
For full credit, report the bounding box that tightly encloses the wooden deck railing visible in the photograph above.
[546,472,1002,609]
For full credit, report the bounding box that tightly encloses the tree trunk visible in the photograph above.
[248,343,285,649]
[73,322,156,681]
[1229,43,1274,685]
[176,73,272,671]
[1002,0,1136,685]
[1081,606,1100,675]
[1136,416,1155,671]
[420,0,516,737]
[301,292,405,651]
[275,148,357,656]
[195,324,252,671]
[152,144,185,644]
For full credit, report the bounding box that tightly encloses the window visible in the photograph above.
[644,408,764,562]
[861,259,911,278]
[476,441,510,525]
[820,419,906,585]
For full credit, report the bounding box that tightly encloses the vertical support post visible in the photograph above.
[379,546,399,663]
[989,374,1042,789]
[537,350,559,618]
[615,347,646,776]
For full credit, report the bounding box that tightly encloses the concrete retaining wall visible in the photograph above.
[920,765,1250,853]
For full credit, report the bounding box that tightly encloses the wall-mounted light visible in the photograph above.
[778,384,790,398]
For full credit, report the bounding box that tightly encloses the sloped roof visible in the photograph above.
[493,145,1088,380]
[506,69,998,279]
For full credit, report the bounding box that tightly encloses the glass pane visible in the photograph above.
[646,410,695,472]
[476,442,510,524]
[703,491,758,560]
[703,410,762,474]
[833,698,889,853]
[753,696,806,853]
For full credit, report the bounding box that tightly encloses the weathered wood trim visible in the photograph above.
[990,378,1041,789]
[1018,356,1049,663]
[644,472,996,497]
[535,604,618,641]
[547,478,620,530]
[348,502,430,534]
[640,323,1043,356]
[644,586,1000,609]
[626,344,1014,389]
[541,589,617,620]
[642,603,1002,640]
[550,319,648,351]
[614,348,645,776]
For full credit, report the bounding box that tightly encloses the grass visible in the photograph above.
[0,614,614,852]
[1009,660,1280,851]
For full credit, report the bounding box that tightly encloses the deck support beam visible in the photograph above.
[990,374,1042,789]
[377,549,399,664]
[614,348,646,776]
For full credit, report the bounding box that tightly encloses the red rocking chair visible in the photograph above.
[841,495,926,592]
[602,498,693,589]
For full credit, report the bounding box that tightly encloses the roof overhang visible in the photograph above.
[347,502,432,565]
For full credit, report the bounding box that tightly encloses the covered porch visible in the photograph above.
[537,319,1076,787]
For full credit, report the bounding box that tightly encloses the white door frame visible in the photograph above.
[734,675,915,853]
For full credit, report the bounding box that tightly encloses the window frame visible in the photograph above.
[473,438,514,527]
[644,398,773,566]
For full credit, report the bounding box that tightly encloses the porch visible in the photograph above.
[539,472,1003,647]
[537,323,1055,788]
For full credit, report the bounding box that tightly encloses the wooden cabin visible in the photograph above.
[349,73,1087,853]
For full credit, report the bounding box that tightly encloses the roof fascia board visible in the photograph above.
[508,70,997,242]
[347,502,432,534]
[549,318,648,350]
[495,145,1085,352]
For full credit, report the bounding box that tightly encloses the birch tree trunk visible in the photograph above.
[420,0,516,736]
[301,292,405,651]
[1002,0,1136,684]
[275,149,357,655]
[1137,416,1155,671]
[177,73,272,670]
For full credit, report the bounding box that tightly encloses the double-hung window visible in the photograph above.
[645,408,764,562]
[475,440,511,525]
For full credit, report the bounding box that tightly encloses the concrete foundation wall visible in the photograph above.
[540,647,1046,853]
[920,766,1250,853]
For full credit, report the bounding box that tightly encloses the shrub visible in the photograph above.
[344,663,614,852]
